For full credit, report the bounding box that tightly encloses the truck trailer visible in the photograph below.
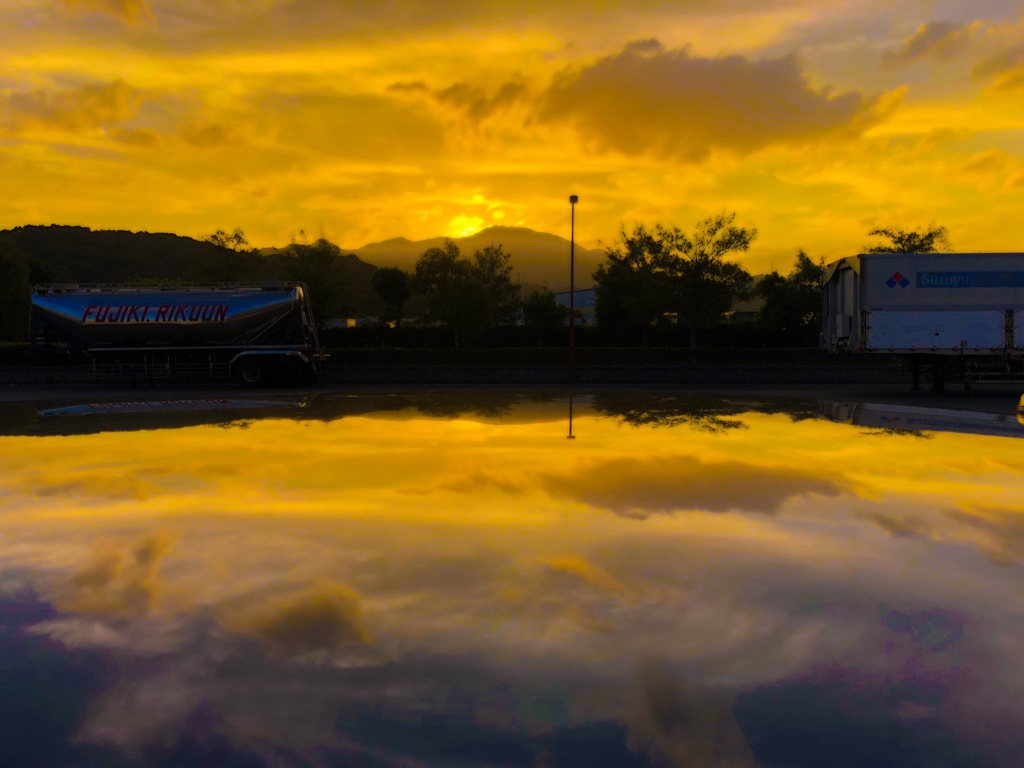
[821,253,1024,390]
[30,282,325,386]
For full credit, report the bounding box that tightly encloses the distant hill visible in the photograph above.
[3,224,608,317]
[1,224,384,316]
[343,226,607,289]
[1,224,235,283]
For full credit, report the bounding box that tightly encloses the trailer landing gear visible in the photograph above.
[272,357,304,387]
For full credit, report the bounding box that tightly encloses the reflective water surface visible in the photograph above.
[2,391,1024,767]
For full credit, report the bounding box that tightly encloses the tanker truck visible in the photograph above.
[30,282,325,386]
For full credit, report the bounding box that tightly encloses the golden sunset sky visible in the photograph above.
[3,0,1024,271]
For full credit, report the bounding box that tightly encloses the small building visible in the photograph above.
[554,288,596,326]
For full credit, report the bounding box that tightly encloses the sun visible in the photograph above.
[448,215,485,238]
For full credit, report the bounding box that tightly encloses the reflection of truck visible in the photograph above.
[818,400,1024,439]
[30,283,325,386]
[821,253,1024,390]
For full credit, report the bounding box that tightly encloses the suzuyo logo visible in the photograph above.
[886,272,910,288]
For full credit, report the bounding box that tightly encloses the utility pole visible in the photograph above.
[569,194,578,382]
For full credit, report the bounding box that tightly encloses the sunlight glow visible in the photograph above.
[448,215,485,238]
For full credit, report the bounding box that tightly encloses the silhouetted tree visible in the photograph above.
[2,225,257,283]
[592,393,749,433]
[757,250,825,346]
[864,224,950,253]
[197,228,262,282]
[594,213,756,347]
[371,266,411,326]
[669,213,756,347]
[412,239,520,345]
[0,237,30,341]
[204,227,250,250]
[523,289,566,332]
[413,239,469,295]
[27,258,58,286]
[280,238,346,330]
[593,224,673,343]
[472,244,520,324]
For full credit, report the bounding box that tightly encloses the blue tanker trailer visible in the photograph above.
[30,282,325,386]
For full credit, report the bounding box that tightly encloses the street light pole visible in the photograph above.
[569,194,578,382]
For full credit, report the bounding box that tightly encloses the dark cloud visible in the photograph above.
[179,123,234,148]
[537,454,843,517]
[58,0,154,26]
[434,467,526,495]
[733,660,1008,767]
[28,473,160,500]
[883,21,975,67]
[973,42,1024,89]
[538,40,891,160]
[858,511,933,538]
[387,80,431,94]
[946,507,1024,565]
[434,81,529,124]
[0,79,143,136]
[111,126,163,148]
[225,581,369,654]
[623,661,755,767]
[388,78,530,126]
[60,531,177,616]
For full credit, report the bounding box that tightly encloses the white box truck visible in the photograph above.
[821,253,1024,390]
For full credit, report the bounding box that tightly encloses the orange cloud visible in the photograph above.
[407,80,531,126]
[542,554,629,594]
[110,126,163,148]
[27,473,162,501]
[178,122,234,149]
[971,23,1024,90]
[58,0,155,26]
[434,466,527,495]
[248,88,446,159]
[539,39,891,160]
[0,79,142,136]
[538,454,844,517]
[883,21,976,67]
[59,530,178,616]
[224,581,370,654]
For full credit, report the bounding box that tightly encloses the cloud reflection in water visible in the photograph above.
[1,393,1024,766]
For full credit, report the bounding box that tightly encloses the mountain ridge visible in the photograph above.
[340,226,606,289]
[2,223,607,291]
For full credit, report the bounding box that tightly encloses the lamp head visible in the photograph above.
[569,195,578,204]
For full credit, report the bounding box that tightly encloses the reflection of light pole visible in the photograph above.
[569,194,578,382]
[567,393,575,439]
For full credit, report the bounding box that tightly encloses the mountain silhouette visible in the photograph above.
[3,224,607,296]
[343,226,606,289]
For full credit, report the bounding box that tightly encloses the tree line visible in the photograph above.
[0,220,950,345]
[365,219,950,349]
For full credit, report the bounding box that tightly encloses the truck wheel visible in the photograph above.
[236,359,268,387]
[272,357,304,387]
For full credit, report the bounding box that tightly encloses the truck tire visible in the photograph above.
[236,358,268,387]
[272,356,304,387]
